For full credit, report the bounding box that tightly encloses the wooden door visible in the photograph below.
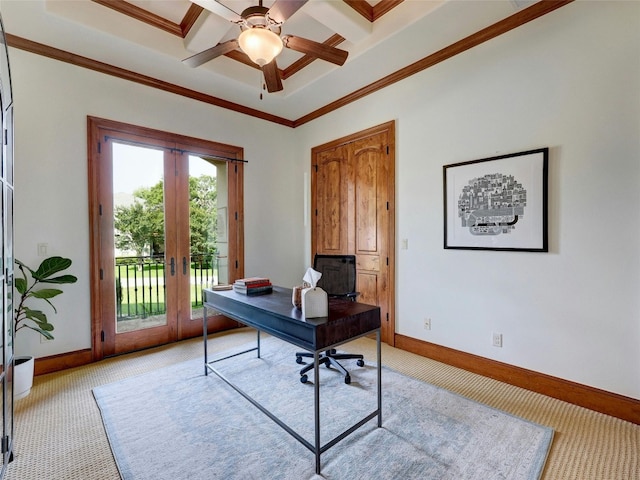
[311,121,395,344]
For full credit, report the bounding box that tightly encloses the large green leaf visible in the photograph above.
[22,307,48,324]
[25,325,54,340]
[33,257,73,281]
[41,274,78,284]
[29,288,63,299]
[38,322,54,331]
[15,277,27,295]
[21,308,54,333]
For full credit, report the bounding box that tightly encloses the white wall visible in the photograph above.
[11,49,304,359]
[9,1,639,400]
[295,1,640,399]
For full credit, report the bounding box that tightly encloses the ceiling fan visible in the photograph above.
[182,0,349,93]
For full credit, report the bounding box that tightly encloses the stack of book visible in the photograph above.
[233,277,273,296]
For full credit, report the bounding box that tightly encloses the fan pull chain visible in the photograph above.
[259,72,264,100]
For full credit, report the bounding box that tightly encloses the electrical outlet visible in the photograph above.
[424,318,431,330]
[492,333,503,347]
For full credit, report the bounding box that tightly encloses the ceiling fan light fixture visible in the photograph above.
[238,28,283,67]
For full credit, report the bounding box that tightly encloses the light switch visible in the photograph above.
[37,243,48,257]
[401,238,408,250]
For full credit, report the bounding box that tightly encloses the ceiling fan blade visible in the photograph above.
[262,60,283,93]
[268,0,308,24]
[282,35,348,66]
[182,39,239,68]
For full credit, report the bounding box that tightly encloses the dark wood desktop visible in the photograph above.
[203,286,382,475]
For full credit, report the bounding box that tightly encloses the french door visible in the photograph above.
[88,118,244,358]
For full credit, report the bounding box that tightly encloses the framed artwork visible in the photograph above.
[443,148,548,252]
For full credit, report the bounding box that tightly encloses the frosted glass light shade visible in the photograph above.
[238,28,283,67]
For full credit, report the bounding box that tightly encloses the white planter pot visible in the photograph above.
[14,355,35,400]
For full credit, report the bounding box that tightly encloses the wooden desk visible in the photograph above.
[203,286,382,475]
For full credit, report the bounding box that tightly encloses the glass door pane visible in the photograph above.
[112,143,168,333]
[187,156,228,321]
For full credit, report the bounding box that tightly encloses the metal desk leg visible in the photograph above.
[377,329,382,427]
[257,330,261,358]
[203,306,209,376]
[314,350,321,474]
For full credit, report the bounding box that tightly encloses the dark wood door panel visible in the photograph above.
[357,271,379,306]
[316,148,349,253]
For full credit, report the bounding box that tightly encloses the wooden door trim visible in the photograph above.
[311,121,396,154]
[87,117,104,360]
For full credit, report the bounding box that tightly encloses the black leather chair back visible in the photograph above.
[314,254,357,298]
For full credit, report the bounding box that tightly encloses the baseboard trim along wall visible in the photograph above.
[33,333,638,425]
[395,334,639,425]
[34,349,93,376]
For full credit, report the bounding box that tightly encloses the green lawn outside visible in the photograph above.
[116,264,214,320]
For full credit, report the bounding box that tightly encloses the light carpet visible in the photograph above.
[93,337,553,480]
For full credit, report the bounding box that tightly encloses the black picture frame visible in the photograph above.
[443,148,548,252]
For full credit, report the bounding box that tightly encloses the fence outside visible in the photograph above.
[115,253,217,321]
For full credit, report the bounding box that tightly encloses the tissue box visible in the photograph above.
[301,287,328,318]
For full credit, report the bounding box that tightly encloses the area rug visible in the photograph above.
[93,337,553,480]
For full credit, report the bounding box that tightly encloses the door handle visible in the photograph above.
[170,257,175,276]
[183,256,187,275]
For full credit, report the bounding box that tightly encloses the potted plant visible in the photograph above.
[13,256,77,399]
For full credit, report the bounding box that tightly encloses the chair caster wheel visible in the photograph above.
[344,375,351,384]
[296,356,303,364]
[357,359,365,367]
[300,374,308,384]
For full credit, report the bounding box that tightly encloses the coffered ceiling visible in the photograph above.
[0,0,570,125]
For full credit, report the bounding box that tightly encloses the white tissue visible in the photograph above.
[303,267,322,288]
[302,267,327,318]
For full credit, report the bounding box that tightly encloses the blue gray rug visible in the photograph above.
[93,337,553,480]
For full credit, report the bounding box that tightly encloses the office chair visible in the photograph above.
[296,254,365,384]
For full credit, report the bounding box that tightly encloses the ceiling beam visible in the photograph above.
[304,0,371,44]
[190,0,241,23]
[183,7,235,55]
[90,0,184,37]
[180,4,205,37]
[371,0,405,21]
[344,0,404,22]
